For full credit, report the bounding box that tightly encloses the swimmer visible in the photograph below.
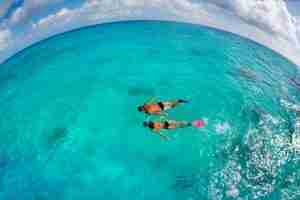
[138,99,188,115]
[143,119,205,140]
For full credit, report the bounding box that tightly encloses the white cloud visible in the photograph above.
[297,20,300,36]
[10,7,26,24]
[9,0,64,25]
[231,0,299,45]
[33,8,76,29]
[0,28,11,51]
[180,0,300,47]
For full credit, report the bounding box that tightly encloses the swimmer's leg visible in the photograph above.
[178,121,192,128]
[167,99,189,110]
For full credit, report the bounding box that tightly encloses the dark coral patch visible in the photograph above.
[47,127,68,146]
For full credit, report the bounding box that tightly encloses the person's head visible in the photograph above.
[143,121,149,127]
[138,106,144,112]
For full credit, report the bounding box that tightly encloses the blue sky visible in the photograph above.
[0,0,299,65]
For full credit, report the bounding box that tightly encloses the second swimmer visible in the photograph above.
[143,120,192,140]
[143,119,205,140]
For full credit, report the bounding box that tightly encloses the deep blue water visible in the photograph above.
[0,21,299,200]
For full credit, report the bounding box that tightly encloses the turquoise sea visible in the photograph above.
[0,21,299,200]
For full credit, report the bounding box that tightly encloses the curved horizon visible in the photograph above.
[2,19,298,67]
[0,0,299,66]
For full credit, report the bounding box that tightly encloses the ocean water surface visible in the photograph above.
[0,21,299,200]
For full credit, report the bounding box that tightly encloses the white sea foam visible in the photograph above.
[280,99,300,151]
[210,104,300,199]
[215,121,230,134]
[226,186,239,198]
[280,99,300,112]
